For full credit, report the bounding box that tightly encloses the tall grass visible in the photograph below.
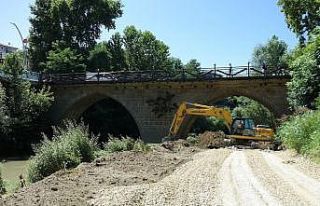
[278,110,320,161]
[104,137,150,153]
[27,121,98,183]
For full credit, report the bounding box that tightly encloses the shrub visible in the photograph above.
[104,137,150,153]
[105,137,134,152]
[277,110,320,160]
[306,130,320,162]
[186,134,199,145]
[27,121,98,183]
[133,139,151,152]
[0,164,5,194]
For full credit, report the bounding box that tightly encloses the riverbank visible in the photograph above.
[1,159,28,194]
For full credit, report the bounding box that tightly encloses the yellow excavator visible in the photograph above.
[169,102,274,141]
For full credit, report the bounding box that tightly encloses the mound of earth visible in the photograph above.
[198,131,230,149]
[1,145,199,206]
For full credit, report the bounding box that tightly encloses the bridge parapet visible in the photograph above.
[0,64,290,85]
[40,65,289,84]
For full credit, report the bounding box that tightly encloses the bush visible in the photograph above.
[307,130,320,162]
[104,137,150,153]
[27,121,98,183]
[133,139,151,152]
[0,165,5,195]
[186,134,199,145]
[278,110,320,161]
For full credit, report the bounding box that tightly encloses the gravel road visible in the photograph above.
[90,148,320,206]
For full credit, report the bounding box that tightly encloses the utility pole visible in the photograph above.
[10,22,29,70]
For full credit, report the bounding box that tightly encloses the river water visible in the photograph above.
[1,160,28,182]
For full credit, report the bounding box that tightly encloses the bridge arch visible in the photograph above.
[49,90,142,140]
[206,92,276,116]
[184,83,288,119]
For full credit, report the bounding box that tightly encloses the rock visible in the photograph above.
[51,187,58,191]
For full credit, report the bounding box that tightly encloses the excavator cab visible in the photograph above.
[231,118,255,136]
[230,118,274,141]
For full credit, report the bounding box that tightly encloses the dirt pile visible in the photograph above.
[198,131,230,149]
[90,149,320,206]
[1,145,199,206]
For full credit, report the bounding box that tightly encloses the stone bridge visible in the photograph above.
[0,65,291,142]
[49,78,290,142]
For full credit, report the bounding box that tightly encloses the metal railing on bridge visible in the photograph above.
[0,70,39,82]
[0,64,290,84]
[39,64,290,84]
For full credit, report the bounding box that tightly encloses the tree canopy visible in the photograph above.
[252,35,288,68]
[287,30,320,108]
[108,32,127,71]
[29,0,123,71]
[123,26,171,71]
[185,59,201,76]
[231,96,275,127]
[88,42,112,72]
[278,0,320,44]
[45,42,86,73]
[0,53,53,154]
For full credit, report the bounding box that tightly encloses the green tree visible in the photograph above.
[45,42,86,73]
[252,35,288,69]
[0,53,53,154]
[123,26,171,71]
[191,116,229,134]
[185,59,201,76]
[168,57,183,71]
[88,42,112,72]
[232,97,275,127]
[108,32,127,71]
[29,0,59,71]
[0,84,9,134]
[278,0,320,44]
[29,0,123,71]
[167,57,184,76]
[287,30,320,108]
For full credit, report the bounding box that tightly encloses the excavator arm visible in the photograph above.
[169,102,232,138]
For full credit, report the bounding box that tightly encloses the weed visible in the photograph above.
[27,121,98,183]
[133,139,151,152]
[278,110,320,161]
[104,137,150,153]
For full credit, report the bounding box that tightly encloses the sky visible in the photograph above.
[0,0,298,67]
